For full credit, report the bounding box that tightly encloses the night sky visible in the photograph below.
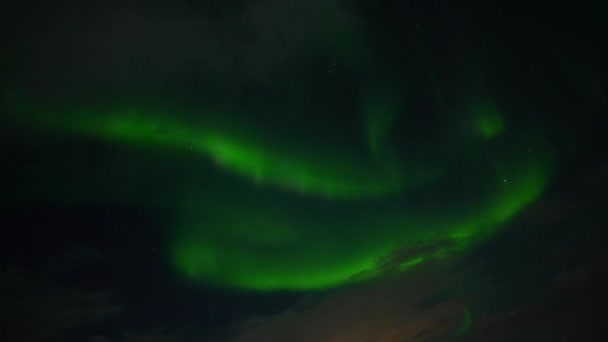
[1,1,607,341]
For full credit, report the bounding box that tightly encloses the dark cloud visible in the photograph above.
[231,253,471,342]
[0,246,123,342]
[89,328,179,342]
[454,166,608,341]
[578,161,608,193]
[11,0,361,100]
[459,268,608,341]
[229,169,608,341]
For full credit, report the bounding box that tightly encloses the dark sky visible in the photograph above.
[1,1,606,341]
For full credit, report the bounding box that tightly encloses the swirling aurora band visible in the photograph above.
[8,97,551,291]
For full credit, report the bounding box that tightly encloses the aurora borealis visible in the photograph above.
[1,0,556,290]
[7,69,551,290]
[2,0,606,340]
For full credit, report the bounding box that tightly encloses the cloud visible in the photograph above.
[0,246,123,342]
[578,161,608,193]
[231,248,472,342]
[89,328,179,342]
[459,266,608,341]
[230,165,608,341]
[11,0,362,99]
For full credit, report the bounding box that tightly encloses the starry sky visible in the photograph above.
[1,0,607,341]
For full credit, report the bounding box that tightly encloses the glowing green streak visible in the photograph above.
[200,131,405,198]
[13,104,411,199]
[172,157,548,290]
[398,256,424,272]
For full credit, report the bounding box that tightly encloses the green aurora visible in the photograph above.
[4,0,573,291]
[7,95,551,290]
